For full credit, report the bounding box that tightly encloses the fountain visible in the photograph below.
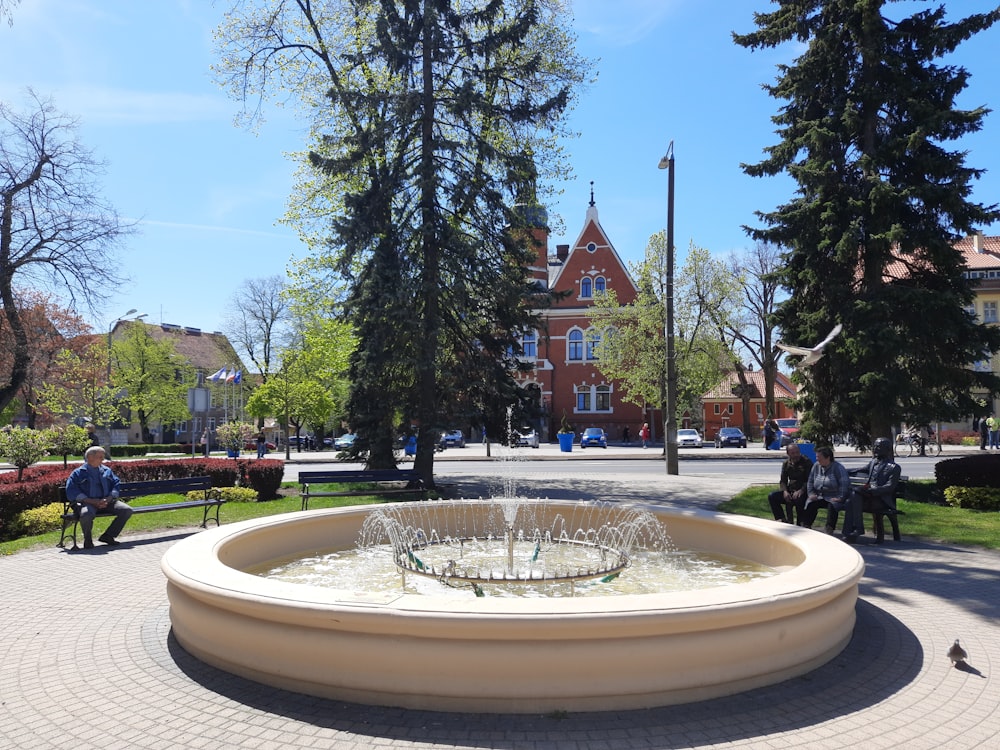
[162,496,864,713]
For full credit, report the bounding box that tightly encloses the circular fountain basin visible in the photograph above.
[162,501,863,713]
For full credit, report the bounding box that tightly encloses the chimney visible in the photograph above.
[556,244,570,262]
[973,230,985,254]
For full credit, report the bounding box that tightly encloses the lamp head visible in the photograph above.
[657,140,674,170]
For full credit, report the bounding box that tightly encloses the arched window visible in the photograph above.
[594,276,606,294]
[576,385,591,411]
[580,277,592,298]
[568,329,583,361]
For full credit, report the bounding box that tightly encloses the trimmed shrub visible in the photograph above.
[944,486,1000,511]
[935,455,1000,491]
[204,487,258,503]
[12,502,64,536]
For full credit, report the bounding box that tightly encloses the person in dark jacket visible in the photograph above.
[847,438,902,519]
[767,443,813,524]
[65,446,132,549]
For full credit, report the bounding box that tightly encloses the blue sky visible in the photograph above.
[2,0,999,337]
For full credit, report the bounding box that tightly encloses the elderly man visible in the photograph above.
[767,443,813,524]
[65,446,132,549]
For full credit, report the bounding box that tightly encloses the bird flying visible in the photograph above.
[948,639,968,666]
[777,324,843,367]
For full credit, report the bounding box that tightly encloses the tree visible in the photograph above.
[47,423,91,467]
[0,291,93,428]
[112,322,193,442]
[222,275,290,383]
[0,425,49,481]
[214,0,588,483]
[0,90,130,415]
[735,2,1000,447]
[35,340,120,429]
[590,233,731,433]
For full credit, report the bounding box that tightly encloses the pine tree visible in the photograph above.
[735,1,1000,446]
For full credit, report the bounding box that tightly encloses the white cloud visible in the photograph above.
[570,0,680,46]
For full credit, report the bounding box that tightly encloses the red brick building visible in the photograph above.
[701,369,798,443]
[517,199,656,443]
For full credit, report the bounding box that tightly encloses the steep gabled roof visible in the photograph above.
[702,370,797,401]
[549,202,639,302]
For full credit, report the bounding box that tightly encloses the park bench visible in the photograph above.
[851,474,908,543]
[299,469,425,510]
[58,476,224,551]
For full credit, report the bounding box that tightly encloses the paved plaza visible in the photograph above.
[2,462,999,749]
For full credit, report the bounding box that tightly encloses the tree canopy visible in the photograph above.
[215,0,589,481]
[735,1,1000,447]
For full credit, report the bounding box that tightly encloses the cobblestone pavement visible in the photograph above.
[2,470,998,749]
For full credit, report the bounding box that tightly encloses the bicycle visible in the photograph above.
[896,432,942,457]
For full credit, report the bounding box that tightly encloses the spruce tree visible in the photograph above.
[217,0,585,482]
[735,2,1000,446]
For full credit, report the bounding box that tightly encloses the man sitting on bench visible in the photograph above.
[65,446,133,549]
[767,443,813,524]
[846,436,901,519]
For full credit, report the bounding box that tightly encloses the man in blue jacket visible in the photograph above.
[65,446,132,549]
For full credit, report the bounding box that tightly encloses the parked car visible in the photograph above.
[776,418,801,446]
[677,428,703,448]
[333,433,357,450]
[440,429,466,448]
[516,428,540,448]
[580,427,608,448]
[714,427,747,448]
[243,439,277,451]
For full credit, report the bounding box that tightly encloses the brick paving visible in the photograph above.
[2,466,998,749]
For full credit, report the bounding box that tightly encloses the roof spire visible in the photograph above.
[589,180,595,207]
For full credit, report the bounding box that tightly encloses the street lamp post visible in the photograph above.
[107,309,148,384]
[658,142,679,475]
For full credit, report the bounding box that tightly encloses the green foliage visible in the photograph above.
[12,502,63,536]
[112,322,194,439]
[215,421,256,454]
[46,424,92,467]
[735,2,1000,447]
[944,486,1000,511]
[934,454,1000,490]
[214,0,590,476]
[589,235,731,426]
[0,426,50,480]
[197,486,257,503]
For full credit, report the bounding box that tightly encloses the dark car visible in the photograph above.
[714,427,747,448]
[776,418,801,446]
[580,427,608,448]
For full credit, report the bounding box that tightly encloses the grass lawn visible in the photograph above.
[0,483,387,556]
[5,479,998,555]
[718,480,1000,550]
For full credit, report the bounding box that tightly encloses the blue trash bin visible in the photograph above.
[797,441,816,462]
[404,436,417,456]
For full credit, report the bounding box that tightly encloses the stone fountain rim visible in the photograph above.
[162,499,864,618]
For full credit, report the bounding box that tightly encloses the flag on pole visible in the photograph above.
[232,370,242,385]
[226,368,237,383]
[208,366,228,382]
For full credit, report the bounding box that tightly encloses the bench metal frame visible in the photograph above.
[58,476,223,550]
[299,469,425,510]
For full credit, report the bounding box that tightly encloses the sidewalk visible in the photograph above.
[2,469,999,748]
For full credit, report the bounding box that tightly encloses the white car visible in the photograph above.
[516,429,540,448]
[677,429,703,448]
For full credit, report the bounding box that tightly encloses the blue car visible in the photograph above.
[580,427,608,448]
